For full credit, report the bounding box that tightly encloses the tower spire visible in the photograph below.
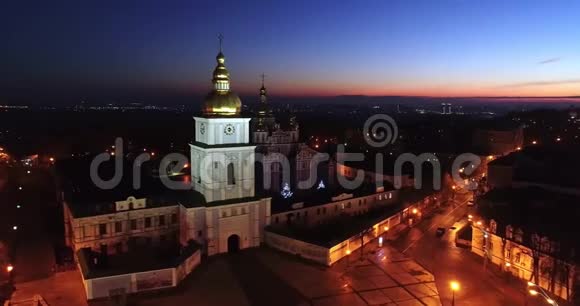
[218,33,224,52]
[260,73,266,88]
[259,73,267,104]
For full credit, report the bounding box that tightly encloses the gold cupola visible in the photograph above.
[202,38,242,116]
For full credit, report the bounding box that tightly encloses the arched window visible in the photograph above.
[227,163,235,185]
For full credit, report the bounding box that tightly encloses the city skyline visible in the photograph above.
[2,0,580,103]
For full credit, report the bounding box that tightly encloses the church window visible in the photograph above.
[214,162,219,169]
[159,215,165,226]
[144,217,152,228]
[130,219,137,230]
[227,163,235,185]
[323,207,327,214]
[99,224,107,235]
[171,213,178,224]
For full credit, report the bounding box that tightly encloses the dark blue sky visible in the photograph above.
[2,0,579,104]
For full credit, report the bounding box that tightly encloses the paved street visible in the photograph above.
[115,246,441,306]
[389,192,547,306]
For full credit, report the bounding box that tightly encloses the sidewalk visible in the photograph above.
[9,271,87,306]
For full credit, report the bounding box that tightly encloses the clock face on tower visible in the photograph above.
[200,123,206,135]
[224,124,235,135]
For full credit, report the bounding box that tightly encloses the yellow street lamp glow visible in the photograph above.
[450,281,460,291]
[412,208,418,214]
[527,281,535,287]
[6,265,13,273]
[476,221,482,226]
[546,298,555,304]
[505,262,511,267]
[384,226,389,231]
[346,249,351,255]
[529,289,538,296]
[468,214,473,219]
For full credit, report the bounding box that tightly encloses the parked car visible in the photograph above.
[436,227,446,237]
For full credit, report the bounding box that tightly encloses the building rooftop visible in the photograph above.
[56,157,205,218]
[77,241,200,279]
[489,145,580,188]
[270,181,394,214]
[268,188,437,247]
[477,186,580,260]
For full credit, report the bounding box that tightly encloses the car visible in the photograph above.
[436,227,445,237]
[467,200,475,207]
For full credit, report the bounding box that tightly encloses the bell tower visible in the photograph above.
[190,37,256,203]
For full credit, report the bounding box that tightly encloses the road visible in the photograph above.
[0,166,59,284]
[390,191,547,306]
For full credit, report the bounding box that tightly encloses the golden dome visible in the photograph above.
[202,50,242,116]
[203,91,242,116]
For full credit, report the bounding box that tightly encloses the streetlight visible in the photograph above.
[412,208,418,214]
[346,249,351,267]
[6,265,13,273]
[527,282,559,305]
[450,281,460,306]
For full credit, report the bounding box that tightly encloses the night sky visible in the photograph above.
[2,0,579,104]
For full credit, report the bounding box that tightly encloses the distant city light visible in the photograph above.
[49,157,55,162]
[6,265,13,273]
[556,137,561,142]
[18,186,22,190]
[12,226,18,230]
[532,140,537,145]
